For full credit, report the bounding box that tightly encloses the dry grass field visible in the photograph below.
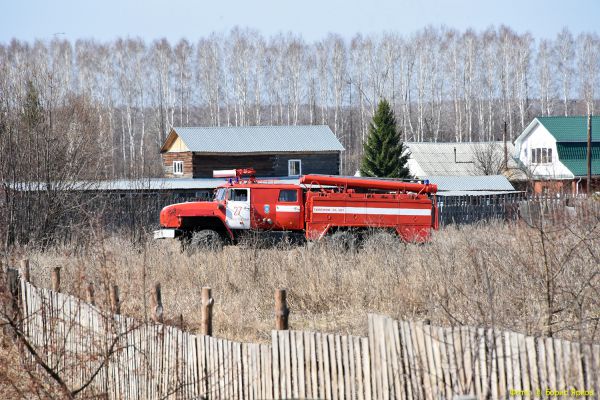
[11,213,598,346]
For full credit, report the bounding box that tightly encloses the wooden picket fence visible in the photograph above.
[13,275,600,399]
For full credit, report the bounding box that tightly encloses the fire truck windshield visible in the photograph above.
[214,188,226,201]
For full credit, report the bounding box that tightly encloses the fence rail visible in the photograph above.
[9,275,600,399]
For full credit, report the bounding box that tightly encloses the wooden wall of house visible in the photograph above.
[188,152,340,178]
[162,152,193,178]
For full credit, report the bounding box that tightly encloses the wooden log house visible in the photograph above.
[160,125,345,178]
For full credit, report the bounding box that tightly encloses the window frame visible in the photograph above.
[530,147,553,165]
[288,159,302,176]
[228,188,248,202]
[173,160,184,175]
[278,189,298,203]
[214,188,226,201]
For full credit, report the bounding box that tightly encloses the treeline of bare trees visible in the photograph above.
[1,26,599,178]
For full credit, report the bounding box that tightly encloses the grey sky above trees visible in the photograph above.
[1,0,598,43]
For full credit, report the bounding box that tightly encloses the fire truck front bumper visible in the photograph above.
[153,229,183,240]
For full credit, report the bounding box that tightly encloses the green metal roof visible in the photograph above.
[537,116,600,142]
[556,142,600,176]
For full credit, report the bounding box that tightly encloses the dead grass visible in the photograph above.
[11,216,600,344]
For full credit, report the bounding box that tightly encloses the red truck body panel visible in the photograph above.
[304,191,435,242]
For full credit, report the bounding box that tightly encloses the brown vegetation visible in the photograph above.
[11,215,600,345]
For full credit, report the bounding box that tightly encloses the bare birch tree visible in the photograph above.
[577,32,600,115]
[537,39,556,116]
[554,28,576,116]
[174,39,193,126]
[196,34,223,126]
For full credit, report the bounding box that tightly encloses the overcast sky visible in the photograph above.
[1,0,598,43]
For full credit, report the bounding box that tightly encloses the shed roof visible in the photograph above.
[8,177,302,192]
[537,116,600,142]
[436,190,521,196]
[425,175,516,192]
[161,125,345,153]
[405,141,519,177]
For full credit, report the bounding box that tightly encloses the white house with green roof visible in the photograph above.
[514,116,599,193]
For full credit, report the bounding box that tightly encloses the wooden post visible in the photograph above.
[201,287,213,336]
[7,268,19,309]
[503,121,508,170]
[275,288,289,330]
[51,267,61,292]
[86,283,95,306]
[110,284,120,315]
[5,268,21,339]
[151,283,164,323]
[20,259,30,283]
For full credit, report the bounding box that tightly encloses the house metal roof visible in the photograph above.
[405,141,519,177]
[425,175,516,192]
[9,177,302,192]
[10,175,519,200]
[537,116,600,142]
[556,143,600,176]
[164,125,345,153]
[436,190,521,197]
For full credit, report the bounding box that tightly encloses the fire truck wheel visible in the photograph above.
[189,230,224,252]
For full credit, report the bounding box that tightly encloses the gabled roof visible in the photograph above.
[160,125,345,153]
[405,141,519,177]
[536,116,600,142]
[556,142,600,176]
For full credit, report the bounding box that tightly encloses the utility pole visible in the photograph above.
[587,114,592,194]
[503,121,508,170]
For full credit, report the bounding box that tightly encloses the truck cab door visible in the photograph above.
[226,188,251,229]
[275,188,303,230]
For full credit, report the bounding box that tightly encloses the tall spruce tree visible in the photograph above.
[360,99,411,178]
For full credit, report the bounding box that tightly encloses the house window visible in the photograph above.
[530,148,552,164]
[173,161,184,175]
[288,159,301,176]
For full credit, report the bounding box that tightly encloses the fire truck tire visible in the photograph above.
[189,230,224,252]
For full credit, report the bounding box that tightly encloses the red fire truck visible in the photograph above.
[154,168,438,248]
